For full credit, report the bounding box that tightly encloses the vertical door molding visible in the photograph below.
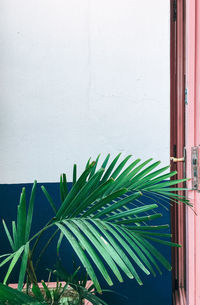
[185,0,200,304]
[170,0,186,303]
[170,1,200,304]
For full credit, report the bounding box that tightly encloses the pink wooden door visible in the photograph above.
[185,1,200,304]
[171,1,200,304]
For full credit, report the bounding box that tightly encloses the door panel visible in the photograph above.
[185,1,200,304]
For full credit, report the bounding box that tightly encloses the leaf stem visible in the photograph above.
[35,229,59,270]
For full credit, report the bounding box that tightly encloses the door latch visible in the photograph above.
[191,146,200,190]
[170,157,185,163]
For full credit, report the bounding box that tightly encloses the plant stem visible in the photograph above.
[26,251,38,285]
[35,229,59,270]
[30,218,55,259]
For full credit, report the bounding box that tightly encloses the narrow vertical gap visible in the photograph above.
[170,0,178,293]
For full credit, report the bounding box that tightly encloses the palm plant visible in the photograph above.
[0,154,190,299]
[0,265,108,305]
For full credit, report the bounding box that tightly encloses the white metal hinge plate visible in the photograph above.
[191,146,200,190]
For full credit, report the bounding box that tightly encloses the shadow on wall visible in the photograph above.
[0,183,172,305]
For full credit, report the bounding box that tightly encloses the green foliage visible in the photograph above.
[0,154,190,300]
[0,283,44,305]
[0,264,108,305]
[53,260,109,305]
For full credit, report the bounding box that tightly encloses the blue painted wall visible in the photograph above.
[0,183,172,305]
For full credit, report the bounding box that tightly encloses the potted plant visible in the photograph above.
[4,263,103,305]
[0,154,190,304]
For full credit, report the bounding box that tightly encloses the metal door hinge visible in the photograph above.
[191,146,200,190]
[173,0,177,22]
[185,88,188,105]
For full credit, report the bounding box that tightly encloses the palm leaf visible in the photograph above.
[101,153,121,183]
[56,223,102,293]
[1,154,191,294]
[101,153,111,169]
[16,188,26,248]
[67,168,105,218]
[26,181,37,240]
[18,242,29,291]
[2,220,14,251]
[69,220,124,283]
[51,155,191,291]
[73,164,77,185]
[89,154,100,179]
[3,245,25,284]
[41,185,57,214]
[64,220,114,286]
[56,162,95,219]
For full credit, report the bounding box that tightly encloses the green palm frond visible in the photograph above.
[0,154,191,295]
[50,155,189,291]
[1,182,37,289]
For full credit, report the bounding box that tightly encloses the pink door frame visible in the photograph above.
[185,1,200,304]
[171,0,200,304]
[170,1,186,303]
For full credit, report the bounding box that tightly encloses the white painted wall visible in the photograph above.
[0,1,170,183]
